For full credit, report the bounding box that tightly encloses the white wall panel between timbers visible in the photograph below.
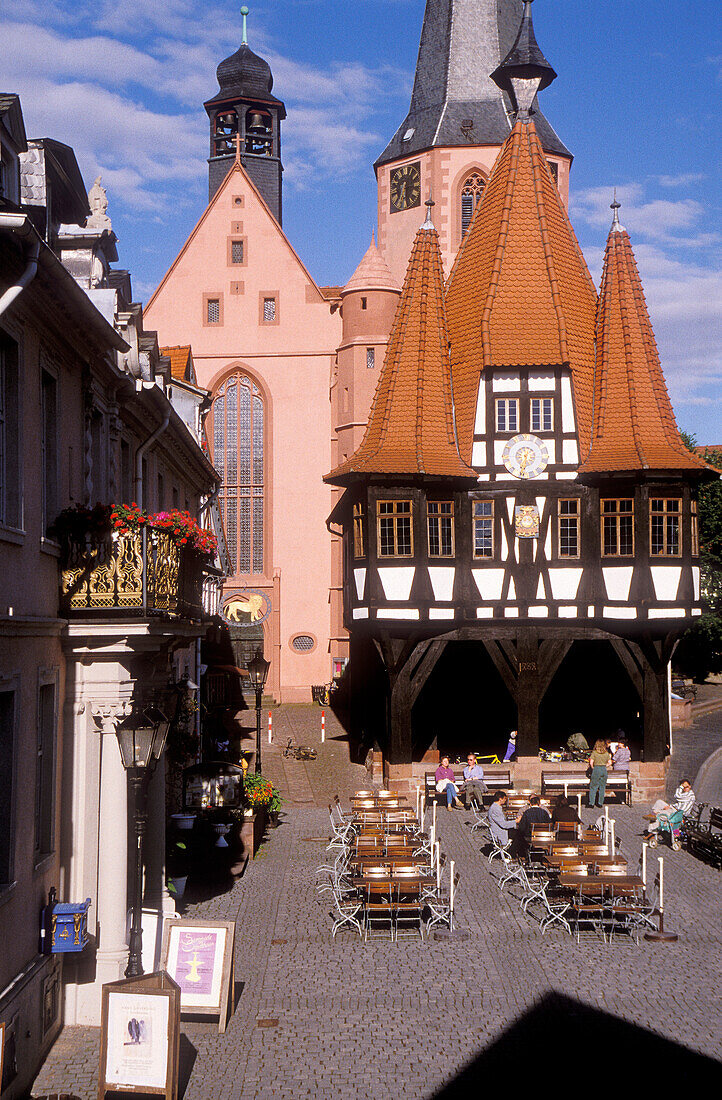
[353,607,369,619]
[560,376,575,432]
[378,567,415,601]
[650,565,682,602]
[430,608,455,619]
[474,384,486,434]
[528,371,555,391]
[548,568,583,600]
[692,566,700,601]
[649,608,686,619]
[472,568,505,600]
[354,568,367,600]
[377,608,420,620]
[428,566,455,601]
[602,566,634,602]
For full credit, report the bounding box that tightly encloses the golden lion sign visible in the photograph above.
[221,591,271,626]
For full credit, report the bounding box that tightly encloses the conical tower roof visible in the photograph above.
[445,115,597,459]
[580,208,709,475]
[342,232,400,295]
[326,211,474,485]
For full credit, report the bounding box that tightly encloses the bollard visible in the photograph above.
[321,709,326,743]
[268,710,273,744]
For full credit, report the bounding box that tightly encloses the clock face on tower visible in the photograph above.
[502,434,549,480]
[390,163,421,213]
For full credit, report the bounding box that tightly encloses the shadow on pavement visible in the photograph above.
[432,993,718,1094]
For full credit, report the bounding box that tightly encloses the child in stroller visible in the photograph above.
[644,779,695,851]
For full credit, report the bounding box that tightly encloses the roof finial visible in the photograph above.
[490,0,557,120]
[610,190,625,233]
[422,192,435,230]
[241,5,249,45]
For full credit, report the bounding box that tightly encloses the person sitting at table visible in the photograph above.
[611,738,631,772]
[435,755,463,811]
[462,752,488,809]
[645,779,695,833]
[550,794,581,831]
[488,791,514,848]
[511,795,551,858]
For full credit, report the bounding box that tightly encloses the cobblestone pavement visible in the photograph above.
[32,705,722,1097]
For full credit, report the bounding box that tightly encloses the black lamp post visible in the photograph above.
[116,705,170,978]
[247,649,270,775]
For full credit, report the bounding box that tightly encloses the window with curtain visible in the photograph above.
[213,374,264,574]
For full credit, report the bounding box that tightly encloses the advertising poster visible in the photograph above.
[165,925,227,1009]
[105,991,169,1089]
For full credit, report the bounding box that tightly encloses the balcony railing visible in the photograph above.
[60,529,205,618]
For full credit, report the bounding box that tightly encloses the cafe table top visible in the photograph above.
[351,854,428,868]
[351,873,426,888]
[544,854,627,869]
[558,874,644,890]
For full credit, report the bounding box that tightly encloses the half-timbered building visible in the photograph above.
[325,2,714,797]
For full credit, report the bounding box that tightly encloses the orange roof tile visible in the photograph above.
[579,217,709,474]
[325,217,474,485]
[160,344,194,383]
[445,117,597,459]
[343,231,399,294]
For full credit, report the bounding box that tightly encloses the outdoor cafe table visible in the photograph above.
[558,874,644,892]
[544,854,627,870]
[351,855,429,871]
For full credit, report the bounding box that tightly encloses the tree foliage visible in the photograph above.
[675,433,722,680]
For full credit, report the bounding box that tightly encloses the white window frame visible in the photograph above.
[531,397,554,432]
[496,398,519,433]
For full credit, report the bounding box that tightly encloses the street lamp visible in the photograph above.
[247,649,270,775]
[115,705,170,978]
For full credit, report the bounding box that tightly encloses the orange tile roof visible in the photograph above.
[445,117,597,460]
[160,345,194,383]
[579,219,709,474]
[343,231,399,294]
[325,218,474,485]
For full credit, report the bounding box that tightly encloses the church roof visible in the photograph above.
[325,211,474,485]
[579,212,709,475]
[343,232,400,294]
[205,41,285,112]
[445,115,597,458]
[375,0,569,169]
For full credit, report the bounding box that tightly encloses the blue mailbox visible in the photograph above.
[41,889,91,954]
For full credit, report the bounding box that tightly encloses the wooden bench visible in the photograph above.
[541,770,631,805]
[683,805,722,868]
[424,767,511,806]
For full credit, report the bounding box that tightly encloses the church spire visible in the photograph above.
[491,0,557,118]
[579,205,709,475]
[375,0,568,169]
[326,221,474,485]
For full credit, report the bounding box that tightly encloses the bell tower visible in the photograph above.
[375,0,571,284]
[204,6,286,221]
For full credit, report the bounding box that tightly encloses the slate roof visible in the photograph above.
[343,232,400,294]
[325,215,474,485]
[445,116,597,460]
[205,41,285,113]
[579,217,709,475]
[375,0,569,168]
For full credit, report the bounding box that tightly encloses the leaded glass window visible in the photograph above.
[213,374,265,574]
[461,173,486,236]
[650,498,681,557]
[427,501,454,557]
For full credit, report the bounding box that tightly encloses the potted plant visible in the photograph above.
[166,837,190,900]
[268,785,283,827]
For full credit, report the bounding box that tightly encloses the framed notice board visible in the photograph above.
[98,971,180,1100]
[160,918,235,1033]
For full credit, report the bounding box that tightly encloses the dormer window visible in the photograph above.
[531,397,553,432]
[245,109,273,155]
[496,398,518,433]
[213,110,238,155]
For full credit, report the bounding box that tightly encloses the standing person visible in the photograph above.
[488,791,514,848]
[611,738,631,772]
[435,755,463,811]
[503,729,517,762]
[588,739,611,808]
[511,795,551,858]
[462,752,488,808]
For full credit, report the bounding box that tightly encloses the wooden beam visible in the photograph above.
[537,639,571,695]
[482,639,518,699]
[609,638,644,698]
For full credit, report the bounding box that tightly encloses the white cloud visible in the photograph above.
[658,173,706,188]
[571,184,708,243]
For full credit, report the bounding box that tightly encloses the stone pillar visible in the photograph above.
[516,631,540,758]
[95,711,130,990]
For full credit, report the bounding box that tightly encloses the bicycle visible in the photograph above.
[283,737,317,760]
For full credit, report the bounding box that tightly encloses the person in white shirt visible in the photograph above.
[646,779,695,832]
[462,752,488,808]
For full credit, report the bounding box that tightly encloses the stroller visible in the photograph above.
[647,807,684,851]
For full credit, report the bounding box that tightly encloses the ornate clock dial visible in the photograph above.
[502,434,549,480]
[389,163,421,212]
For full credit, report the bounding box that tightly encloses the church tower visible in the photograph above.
[204,6,286,221]
[375,0,571,282]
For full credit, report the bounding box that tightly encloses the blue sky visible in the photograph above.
[3,0,721,441]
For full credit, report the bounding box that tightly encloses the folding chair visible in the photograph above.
[394,874,424,941]
[488,833,511,863]
[468,801,489,835]
[537,877,571,934]
[330,877,363,939]
[425,870,460,935]
[363,871,395,942]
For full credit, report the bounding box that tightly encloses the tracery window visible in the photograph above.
[212,373,265,574]
[461,173,486,237]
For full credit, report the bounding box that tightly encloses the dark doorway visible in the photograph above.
[413,641,516,761]
[540,640,641,755]
[229,623,264,703]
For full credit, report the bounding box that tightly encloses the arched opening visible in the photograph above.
[540,641,642,756]
[213,109,238,155]
[413,641,516,761]
[245,108,273,155]
[460,172,486,237]
[211,372,265,576]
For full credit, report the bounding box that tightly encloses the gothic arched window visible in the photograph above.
[212,373,264,575]
[460,172,486,237]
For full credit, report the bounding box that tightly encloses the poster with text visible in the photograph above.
[105,991,169,1089]
[165,925,227,1009]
